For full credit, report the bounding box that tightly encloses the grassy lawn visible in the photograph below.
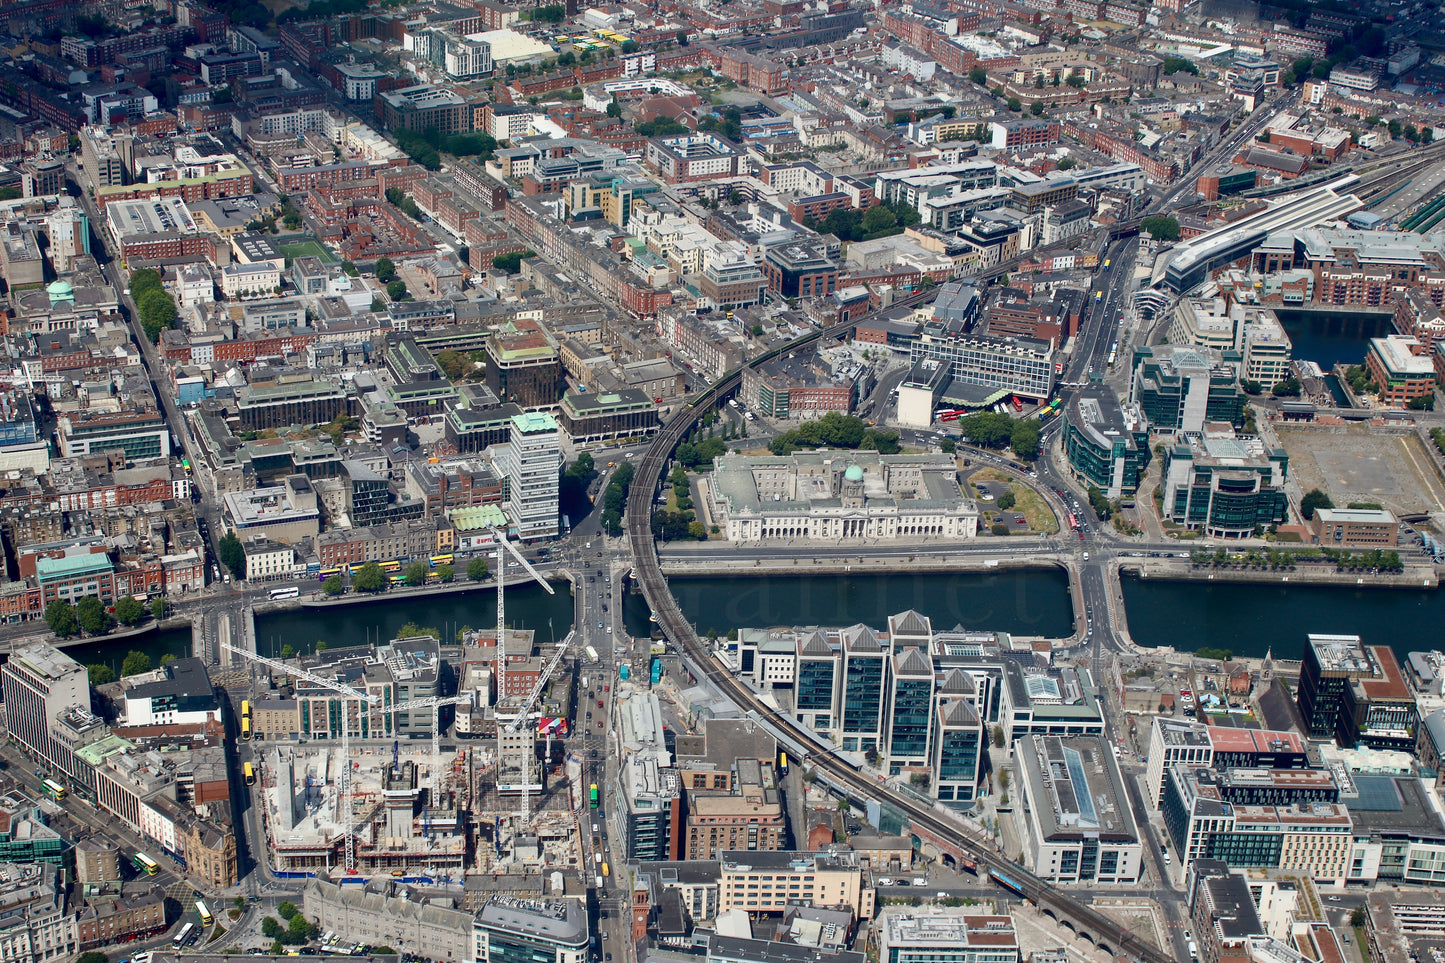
[971,469,1059,534]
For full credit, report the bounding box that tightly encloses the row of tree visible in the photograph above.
[600,459,635,537]
[954,411,1041,460]
[129,269,178,342]
[801,202,921,244]
[767,412,902,457]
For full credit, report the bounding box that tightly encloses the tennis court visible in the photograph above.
[278,238,336,263]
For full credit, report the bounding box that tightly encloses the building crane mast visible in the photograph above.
[488,528,552,709]
[379,694,472,805]
[505,632,573,821]
[222,642,379,872]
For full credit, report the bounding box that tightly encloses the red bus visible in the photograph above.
[1011,397,1024,412]
[939,409,963,422]
[1068,513,1079,531]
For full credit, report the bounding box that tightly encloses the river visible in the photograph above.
[252,582,575,657]
[623,570,1077,639]
[51,566,1445,671]
[1120,572,1442,663]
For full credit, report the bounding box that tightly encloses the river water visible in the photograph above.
[252,582,575,657]
[50,567,1445,669]
[624,570,1077,640]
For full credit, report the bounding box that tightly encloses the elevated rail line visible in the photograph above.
[624,266,1172,963]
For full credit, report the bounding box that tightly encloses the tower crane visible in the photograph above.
[487,528,552,716]
[222,642,379,872]
[505,631,573,821]
[379,694,473,805]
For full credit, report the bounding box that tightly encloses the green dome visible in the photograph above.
[844,464,864,482]
[46,279,73,296]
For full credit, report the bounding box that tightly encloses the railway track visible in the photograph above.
[624,271,1173,963]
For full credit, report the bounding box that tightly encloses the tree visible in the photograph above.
[970,65,987,86]
[235,896,248,912]
[370,297,385,312]
[1408,394,1435,410]
[1240,379,1263,395]
[374,257,395,281]
[353,562,387,593]
[277,902,298,921]
[386,279,408,300]
[262,917,282,939]
[1006,97,1022,112]
[751,323,765,338]
[467,557,490,581]
[861,204,897,238]
[1140,215,1181,241]
[436,563,454,582]
[114,595,146,626]
[404,561,428,586]
[992,724,1005,748]
[1388,119,1403,139]
[940,438,956,454]
[1271,377,1302,397]
[1351,908,1366,927]
[1030,100,1045,116]
[492,250,535,274]
[397,623,440,640]
[991,522,1010,536]
[606,97,621,118]
[87,664,116,686]
[150,597,167,621]
[1300,488,1334,520]
[1010,420,1041,460]
[219,531,246,578]
[44,601,78,638]
[1056,156,1076,170]
[77,596,112,635]
[121,650,152,676]
[435,349,466,382]
[322,574,344,595]
[288,915,316,939]
[77,953,109,963]
[997,491,1016,511]
[688,520,707,539]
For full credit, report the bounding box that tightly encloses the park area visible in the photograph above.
[969,468,1059,535]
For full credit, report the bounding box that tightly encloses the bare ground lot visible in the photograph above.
[1274,422,1445,516]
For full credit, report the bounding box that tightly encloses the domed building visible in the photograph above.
[707,450,979,542]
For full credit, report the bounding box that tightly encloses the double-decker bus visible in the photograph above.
[244,762,256,786]
[389,573,406,585]
[379,560,402,573]
[195,901,213,926]
[41,779,66,800]
[1011,397,1024,412]
[317,567,343,582]
[429,553,454,567]
[241,700,252,741]
[589,784,599,808]
[134,852,159,875]
[1067,513,1079,532]
[269,587,300,601]
[935,408,964,422]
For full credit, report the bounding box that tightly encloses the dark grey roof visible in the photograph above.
[704,935,864,963]
[126,658,217,709]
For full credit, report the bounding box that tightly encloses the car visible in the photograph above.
[598,621,603,628]
[604,685,609,692]
[878,878,894,886]
[598,700,604,708]
[1327,895,1341,901]
[912,878,929,887]
[602,933,608,941]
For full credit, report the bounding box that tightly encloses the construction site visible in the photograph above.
[237,533,594,882]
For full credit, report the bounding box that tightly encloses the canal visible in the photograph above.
[623,570,1077,640]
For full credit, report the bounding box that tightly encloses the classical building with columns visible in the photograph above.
[707,451,978,542]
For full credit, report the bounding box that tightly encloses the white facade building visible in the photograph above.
[708,451,979,542]
[495,412,560,539]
